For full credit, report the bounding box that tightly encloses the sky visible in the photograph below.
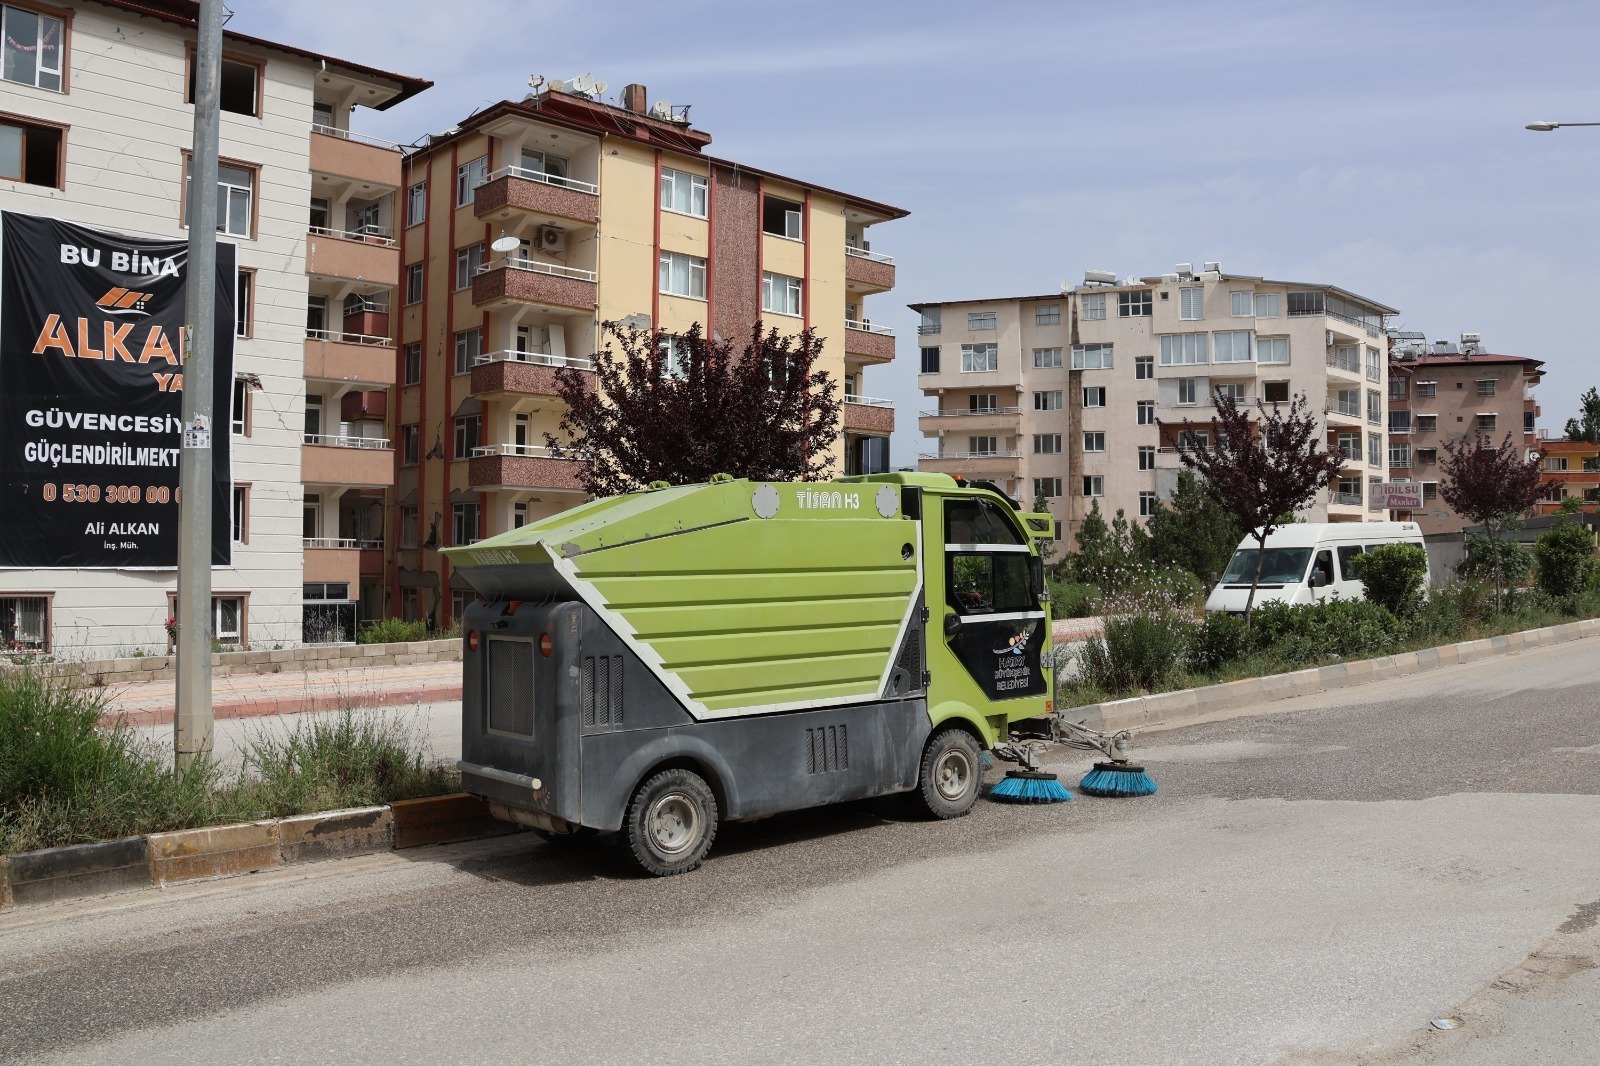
[236,0,1600,467]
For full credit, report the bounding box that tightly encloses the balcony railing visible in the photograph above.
[485,164,598,196]
[308,224,396,248]
[1333,491,1364,506]
[1326,352,1361,374]
[311,125,403,152]
[846,319,894,336]
[479,255,597,283]
[845,245,895,265]
[920,450,1022,460]
[473,349,595,370]
[917,324,941,336]
[1332,401,1362,419]
[303,537,358,549]
[306,328,393,347]
[1367,365,1382,382]
[303,433,391,450]
[845,395,894,408]
[920,406,1022,417]
[471,443,568,459]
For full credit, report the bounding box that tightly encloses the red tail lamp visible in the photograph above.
[467,630,479,652]
[539,633,553,657]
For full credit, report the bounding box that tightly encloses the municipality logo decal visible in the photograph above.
[993,621,1038,656]
[96,288,156,316]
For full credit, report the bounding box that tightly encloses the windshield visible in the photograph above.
[1220,547,1313,585]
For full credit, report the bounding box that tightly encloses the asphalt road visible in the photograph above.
[3,640,1598,1065]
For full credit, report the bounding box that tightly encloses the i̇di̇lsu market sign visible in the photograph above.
[0,211,234,568]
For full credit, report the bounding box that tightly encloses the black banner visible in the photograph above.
[945,615,1047,700]
[0,212,234,568]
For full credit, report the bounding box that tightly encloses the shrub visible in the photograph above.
[1048,578,1099,619]
[1187,611,1252,672]
[1076,613,1194,693]
[1457,534,1534,590]
[1249,600,1401,665]
[1350,543,1429,617]
[1534,522,1596,600]
[357,617,431,645]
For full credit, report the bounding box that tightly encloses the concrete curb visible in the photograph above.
[41,639,463,688]
[103,683,464,729]
[0,794,512,914]
[1069,618,1600,734]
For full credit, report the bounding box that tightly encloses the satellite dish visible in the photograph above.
[491,236,521,253]
[571,74,593,93]
[593,81,608,95]
[547,79,566,93]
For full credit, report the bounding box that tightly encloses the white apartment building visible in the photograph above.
[916,264,1400,543]
[0,0,427,654]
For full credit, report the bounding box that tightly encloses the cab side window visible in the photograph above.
[1336,545,1364,581]
[944,498,1025,545]
[949,552,1034,615]
[1311,549,1335,586]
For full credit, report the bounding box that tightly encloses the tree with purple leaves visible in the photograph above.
[1176,389,1345,624]
[1440,431,1545,611]
[548,322,842,497]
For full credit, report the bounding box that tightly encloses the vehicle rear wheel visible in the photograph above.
[916,728,983,819]
[624,768,719,876]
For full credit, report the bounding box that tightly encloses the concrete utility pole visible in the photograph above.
[175,0,224,769]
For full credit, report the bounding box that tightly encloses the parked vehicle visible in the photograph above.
[1205,522,1427,614]
[441,473,1057,875]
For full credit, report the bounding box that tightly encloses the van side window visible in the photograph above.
[944,498,1025,545]
[1311,550,1335,586]
[1336,545,1364,580]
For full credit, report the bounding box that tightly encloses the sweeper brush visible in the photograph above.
[989,769,1074,803]
[1079,761,1158,797]
[986,718,1159,804]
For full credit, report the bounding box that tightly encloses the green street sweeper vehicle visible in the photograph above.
[442,472,1067,876]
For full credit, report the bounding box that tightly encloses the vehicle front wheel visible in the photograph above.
[916,728,983,819]
[624,768,719,876]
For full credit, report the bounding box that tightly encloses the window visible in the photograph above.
[1337,476,1362,501]
[1390,443,1412,468]
[1178,430,1209,453]
[1263,381,1290,404]
[512,502,528,530]
[519,148,569,183]
[1389,410,1412,433]
[402,262,423,305]
[401,423,419,465]
[0,114,62,187]
[1082,476,1104,497]
[1254,293,1280,318]
[1477,378,1498,396]
[762,195,803,239]
[451,502,479,547]
[1214,382,1246,402]
[1179,286,1204,321]
[1139,491,1158,517]
[1366,347,1382,382]
[1177,378,1197,405]
[760,270,800,314]
[1417,414,1438,431]
[1230,291,1253,317]
[396,343,419,387]
[1477,413,1498,430]
[1080,293,1106,320]
[1367,389,1382,424]
[0,594,48,649]
[399,505,419,548]
[1034,477,1062,498]
[405,182,426,226]
[213,163,255,237]
[948,551,1034,615]
[1034,347,1064,368]
[1287,290,1324,316]
[232,485,248,543]
[968,394,997,413]
[1137,400,1156,425]
[1256,337,1289,365]
[660,168,709,217]
[234,270,252,338]
[303,394,322,441]
[1213,330,1253,363]
[1118,290,1152,317]
[1388,377,1410,401]
[1135,356,1154,379]
[1072,343,1113,370]
[1160,333,1208,365]
[186,54,260,117]
[455,156,487,206]
[920,346,940,374]
[961,344,998,373]
[212,597,243,645]
[1081,387,1105,408]
[968,436,997,456]
[1416,380,1437,398]
[454,328,481,374]
[1035,390,1063,411]
[1423,482,1439,501]
[1033,434,1061,455]
[919,308,941,335]
[1336,432,1361,461]
[2,4,64,91]
[231,377,249,435]
[649,251,707,300]
[1525,410,1537,433]
[1035,304,1060,325]
[967,311,996,331]
[453,414,481,458]
[455,244,484,290]
[1139,445,1155,470]
[1368,432,1383,468]
[1417,447,1437,464]
[1083,431,1105,452]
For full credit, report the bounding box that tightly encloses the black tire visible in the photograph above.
[624,768,719,876]
[916,728,983,819]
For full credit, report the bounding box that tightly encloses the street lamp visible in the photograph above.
[1525,121,1600,131]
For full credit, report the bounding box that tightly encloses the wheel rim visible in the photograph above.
[646,791,701,855]
[934,748,974,801]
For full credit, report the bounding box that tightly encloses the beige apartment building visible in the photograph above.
[393,80,906,626]
[916,264,1400,543]
[1387,336,1544,534]
[0,0,426,653]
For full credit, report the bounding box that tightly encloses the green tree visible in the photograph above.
[1564,387,1600,444]
[1440,431,1545,611]
[1071,501,1115,587]
[1143,469,1244,583]
[1534,521,1596,599]
[1350,543,1428,617]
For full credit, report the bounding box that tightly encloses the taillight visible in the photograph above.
[467,630,479,652]
[539,633,552,657]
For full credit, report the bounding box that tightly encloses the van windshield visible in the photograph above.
[1221,547,1312,585]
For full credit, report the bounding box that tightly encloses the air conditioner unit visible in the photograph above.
[1326,330,1336,347]
[536,225,565,253]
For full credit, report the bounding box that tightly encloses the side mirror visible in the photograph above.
[943,613,962,638]
[1309,572,1326,589]
[1208,572,1221,584]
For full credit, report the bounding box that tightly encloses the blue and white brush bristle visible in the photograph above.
[1079,762,1158,797]
[988,771,1073,804]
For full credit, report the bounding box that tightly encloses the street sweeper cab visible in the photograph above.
[442,473,1060,875]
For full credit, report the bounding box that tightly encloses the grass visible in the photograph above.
[0,671,458,855]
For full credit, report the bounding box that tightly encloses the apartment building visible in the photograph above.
[1535,437,1600,514]
[0,0,427,653]
[393,80,906,625]
[1386,337,1545,534]
[916,264,1399,542]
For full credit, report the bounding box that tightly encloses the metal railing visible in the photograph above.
[474,349,595,370]
[311,124,403,152]
[479,256,597,283]
[306,328,393,347]
[1389,420,1413,434]
[845,319,894,336]
[917,324,941,336]
[308,224,396,247]
[1326,352,1361,374]
[303,433,391,450]
[1333,491,1364,506]
[303,537,358,550]
[1367,365,1382,382]
[919,406,1022,418]
[471,444,577,459]
[845,395,894,408]
[486,164,599,196]
[845,245,895,265]
[919,450,1022,460]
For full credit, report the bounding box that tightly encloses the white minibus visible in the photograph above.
[1204,522,1427,614]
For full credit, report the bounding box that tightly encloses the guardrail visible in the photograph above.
[1333,402,1362,418]
[479,256,597,283]
[306,328,393,347]
[845,245,895,265]
[308,225,396,247]
[473,349,595,370]
[845,395,894,408]
[1333,491,1364,506]
[311,125,404,152]
[845,319,894,336]
[917,325,941,336]
[303,537,358,549]
[1326,353,1361,373]
[485,165,599,196]
[919,406,1022,417]
[303,434,391,450]
[471,444,575,459]
[919,450,1022,460]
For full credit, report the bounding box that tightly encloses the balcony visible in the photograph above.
[302,435,395,489]
[471,350,595,400]
[468,444,588,492]
[917,323,941,336]
[844,320,895,363]
[308,128,403,188]
[1328,400,1363,425]
[1325,352,1362,377]
[472,257,597,313]
[1388,416,1413,435]
[918,450,1022,481]
[473,166,600,226]
[305,227,398,285]
[845,246,895,294]
[843,396,895,434]
[303,539,361,587]
[1331,491,1365,508]
[918,406,1023,434]
[304,329,396,387]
